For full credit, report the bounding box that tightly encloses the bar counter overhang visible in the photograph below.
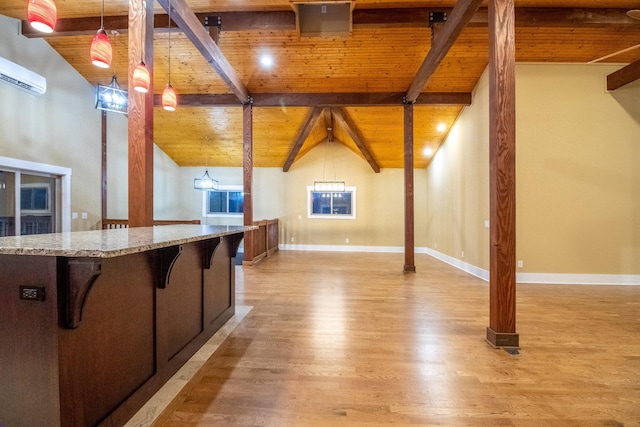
[0,224,255,427]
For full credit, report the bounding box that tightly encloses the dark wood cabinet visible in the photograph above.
[0,230,244,427]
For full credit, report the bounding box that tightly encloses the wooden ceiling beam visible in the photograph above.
[283,107,324,172]
[331,108,380,173]
[20,11,295,38]
[155,0,250,103]
[323,108,335,143]
[153,92,472,107]
[606,59,640,91]
[20,8,639,38]
[405,0,483,103]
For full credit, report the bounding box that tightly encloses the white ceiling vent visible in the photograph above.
[293,1,354,37]
[0,56,47,95]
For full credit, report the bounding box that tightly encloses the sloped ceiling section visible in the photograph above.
[2,0,640,168]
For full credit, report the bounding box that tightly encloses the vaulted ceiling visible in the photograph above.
[1,1,639,169]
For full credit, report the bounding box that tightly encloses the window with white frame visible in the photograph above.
[203,185,244,216]
[307,186,356,219]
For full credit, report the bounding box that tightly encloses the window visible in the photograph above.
[307,186,356,219]
[21,184,51,214]
[203,186,244,216]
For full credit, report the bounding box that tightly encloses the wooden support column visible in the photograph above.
[128,0,154,227]
[101,110,107,223]
[487,0,518,348]
[242,104,254,263]
[403,103,416,273]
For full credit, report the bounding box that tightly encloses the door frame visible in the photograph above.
[0,156,71,233]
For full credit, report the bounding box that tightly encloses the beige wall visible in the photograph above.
[175,144,428,249]
[0,15,186,228]
[425,68,491,271]
[516,63,639,275]
[0,15,102,231]
[426,63,640,277]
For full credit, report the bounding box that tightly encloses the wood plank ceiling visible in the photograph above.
[1,1,639,169]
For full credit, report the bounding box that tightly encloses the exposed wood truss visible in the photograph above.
[607,59,640,90]
[283,107,324,172]
[20,8,640,38]
[282,107,381,173]
[331,108,380,173]
[405,0,484,102]
[155,0,249,103]
[152,92,472,107]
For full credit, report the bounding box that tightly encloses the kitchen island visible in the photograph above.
[0,225,254,427]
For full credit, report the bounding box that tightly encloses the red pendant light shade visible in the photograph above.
[132,62,150,93]
[162,84,177,111]
[27,0,57,33]
[90,29,112,68]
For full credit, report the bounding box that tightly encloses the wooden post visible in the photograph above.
[242,103,254,263]
[101,110,107,223]
[128,0,154,227]
[487,0,518,348]
[403,103,416,273]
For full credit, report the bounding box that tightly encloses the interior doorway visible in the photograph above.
[0,157,71,237]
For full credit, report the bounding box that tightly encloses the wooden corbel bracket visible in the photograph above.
[227,233,245,258]
[156,245,183,289]
[58,258,103,329]
[203,237,222,269]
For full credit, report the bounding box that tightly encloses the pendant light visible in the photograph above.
[132,5,150,93]
[162,0,177,111]
[132,62,150,93]
[27,0,57,33]
[90,0,112,68]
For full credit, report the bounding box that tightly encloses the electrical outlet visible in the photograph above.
[517,260,524,268]
[346,238,349,243]
[20,286,45,301]
[291,237,295,242]
[461,251,464,258]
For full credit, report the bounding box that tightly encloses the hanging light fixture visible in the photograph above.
[313,136,346,192]
[132,62,150,92]
[162,0,177,111]
[90,0,112,68]
[162,83,177,111]
[95,31,128,114]
[132,5,150,93]
[194,170,218,191]
[96,74,128,114]
[27,0,57,33]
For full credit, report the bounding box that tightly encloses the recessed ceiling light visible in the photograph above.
[436,123,447,133]
[260,55,273,68]
[423,147,434,157]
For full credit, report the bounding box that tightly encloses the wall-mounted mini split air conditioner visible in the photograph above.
[0,56,47,95]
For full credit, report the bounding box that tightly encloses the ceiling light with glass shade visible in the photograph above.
[90,0,112,68]
[162,0,177,111]
[132,6,150,93]
[27,0,57,33]
[194,170,218,191]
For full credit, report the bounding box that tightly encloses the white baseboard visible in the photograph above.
[516,273,640,285]
[278,244,639,285]
[278,244,404,253]
[421,247,490,281]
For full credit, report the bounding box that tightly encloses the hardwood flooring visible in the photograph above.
[152,251,640,427]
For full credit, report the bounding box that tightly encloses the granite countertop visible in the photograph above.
[0,225,256,258]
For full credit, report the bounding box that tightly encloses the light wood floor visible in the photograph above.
[152,251,640,427]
